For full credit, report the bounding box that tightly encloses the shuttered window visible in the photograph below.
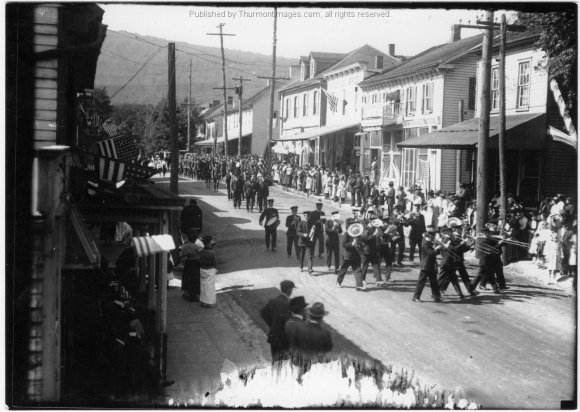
[421,83,433,113]
[517,61,531,108]
[491,67,499,111]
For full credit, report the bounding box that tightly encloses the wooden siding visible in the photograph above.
[543,140,577,197]
[442,53,478,127]
[440,149,457,192]
[33,4,59,149]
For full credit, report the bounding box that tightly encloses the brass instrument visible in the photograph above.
[309,225,316,242]
[347,223,364,237]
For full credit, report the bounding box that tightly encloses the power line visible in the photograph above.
[110,46,166,100]
[108,29,165,48]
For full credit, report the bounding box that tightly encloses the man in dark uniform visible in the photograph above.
[257,177,270,212]
[469,226,505,294]
[390,213,406,266]
[360,222,386,287]
[406,204,426,263]
[259,199,280,252]
[297,211,315,274]
[180,199,203,237]
[325,211,343,273]
[438,225,478,296]
[244,174,257,212]
[436,227,467,299]
[308,201,326,258]
[336,229,363,289]
[233,174,244,209]
[386,181,396,218]
[285,206,301,259]
[345,207,361,229]
[412,226,443,302]
[289,302,332,361]
[260,280,295,362]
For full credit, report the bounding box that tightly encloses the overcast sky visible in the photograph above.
[99,4,519,59]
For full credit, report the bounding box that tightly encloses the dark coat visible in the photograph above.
[342,233,361,261]
[325,220,343,245]
[286,214,301,236]
[260,294,291,349]
[408,214,426,241]
[291,321,333,355]
[360,228,379,256]
[297,220,312,247]
[419,238,439,273]
[180,204,203,232]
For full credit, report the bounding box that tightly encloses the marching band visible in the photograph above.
[258,196,531,302]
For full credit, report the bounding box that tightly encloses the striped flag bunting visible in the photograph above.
[96,133,136,161]
[98,156,157,183]
[132,234,176,257]
[322,88,338,112]
[259,140,273,179]
[102,121,120,137]
[87,179,99,196]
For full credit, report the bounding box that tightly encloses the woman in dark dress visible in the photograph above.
[180,231,203,301]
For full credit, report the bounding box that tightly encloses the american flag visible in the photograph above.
[98,156,157,183]
[259,140,273,179]
[101,121,120,137]
[96,133,136,161]
[322,88,338,112]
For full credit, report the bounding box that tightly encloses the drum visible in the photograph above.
[266,216,278,227]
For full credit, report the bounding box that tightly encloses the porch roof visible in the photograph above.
[194,132,252,146]
[398,113,546,150]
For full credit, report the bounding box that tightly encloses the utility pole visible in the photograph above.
[475,10,494,236]
[232,76,251,156]
[187,58,192,152]
[168,42,178,195]
[498,14,507,232]
[208,24,235,158]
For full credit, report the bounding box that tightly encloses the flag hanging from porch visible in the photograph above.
[322,88,338,112]
[96,133,136,161]
[97,156,157,182]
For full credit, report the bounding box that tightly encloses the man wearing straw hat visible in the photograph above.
[336,225,364,289]
[325,211,343,273]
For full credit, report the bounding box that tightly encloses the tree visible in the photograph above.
[516,11,577,125]
[93,87,113,118]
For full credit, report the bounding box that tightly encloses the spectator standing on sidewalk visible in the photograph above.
[290,302,333,361]
[199,236,218,308]
[260,280,295,362]
[180,199,203,236]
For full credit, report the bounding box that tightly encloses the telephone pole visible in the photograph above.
[187,59,192,152]
[475,11,494,236]
[168,42,178,195]
[208,24,235,158]
[232,76,251,156]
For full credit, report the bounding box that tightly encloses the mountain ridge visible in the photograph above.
[95,30,297,106]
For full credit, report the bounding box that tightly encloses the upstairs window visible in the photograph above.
[517,61,531,108]
[468,77,476,110]
[293,96,298,118]
[421,83,433,113]
[303,93,308,116]
[313,91,318,114]
[405,86,416,116]
[284,98,289,119]
[491,67,499,111]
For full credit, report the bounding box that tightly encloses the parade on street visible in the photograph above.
[7,3,576,409]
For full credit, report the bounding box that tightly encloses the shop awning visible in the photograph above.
[194,132,251,146]
[132,235,176,257]
[547,126,577,149]
[275,121,360,142]
[398,113,546,150]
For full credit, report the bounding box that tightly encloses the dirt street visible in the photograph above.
[161,177,576,409]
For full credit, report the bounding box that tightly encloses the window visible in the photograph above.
[310,59,316,77]
[468,77,476,110]
[517,61,531,108]
[405,86,416,116]
[491,67,499,111]
[421,83,433,113]
[303,93,308,116]
[342,90,346,115]
[284,98,289,119]
[293,96,298,118]
[313,91,318,114]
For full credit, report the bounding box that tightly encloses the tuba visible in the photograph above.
[347,223,364,237]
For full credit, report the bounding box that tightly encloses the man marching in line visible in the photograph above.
[297,211,315,274]
[336,225,364,290]
[286,206,301,259]
[259,198,280,252]
[308,200,326,258]
[412,226,443,302]
[325,211,343,273]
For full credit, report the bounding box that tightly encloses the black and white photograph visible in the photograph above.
[5,1,578,409]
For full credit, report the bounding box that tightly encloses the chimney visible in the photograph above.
[386,44,396,56]
[450,24,461,42]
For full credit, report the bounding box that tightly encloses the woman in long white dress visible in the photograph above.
[199,235,218,308]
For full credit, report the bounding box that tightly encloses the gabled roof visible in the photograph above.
[323,44,400,74]
[360,34,484,86]
[279,51,348,94]
[224,80,292,115]
[310,51,349,61]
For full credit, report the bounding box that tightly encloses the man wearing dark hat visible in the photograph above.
[289,302,333,358]
[260,280,295,361]
[285,296,308,351]
[259,199,280,252]
[285,206,301,259]
[412,226,443,302]
[325,211,343,273]
[345,207,361,229]
[297,211,315,273]
[308,201,326,258]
